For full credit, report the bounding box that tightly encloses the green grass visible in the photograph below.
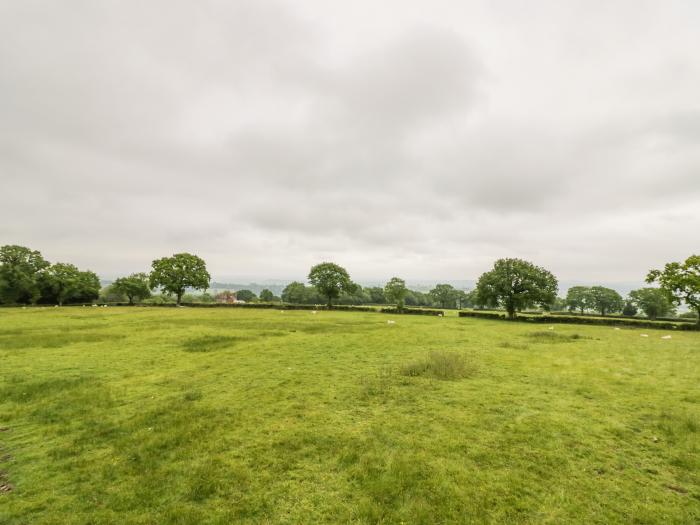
[0,307,698,524]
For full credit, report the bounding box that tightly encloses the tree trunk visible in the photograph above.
[507,306,516,320]
[128,296,134,305]
[176,293,182,306]
[327,297,332,308]
[696,308,700,327]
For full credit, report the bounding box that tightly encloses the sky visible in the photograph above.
[1,0,699,285]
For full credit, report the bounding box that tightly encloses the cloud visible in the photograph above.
[1,0,699,284]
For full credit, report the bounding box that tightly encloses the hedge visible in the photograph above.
[458,310,697,330]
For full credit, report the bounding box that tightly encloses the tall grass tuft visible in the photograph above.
[400,351,475,380]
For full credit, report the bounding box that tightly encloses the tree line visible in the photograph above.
[1,245,699,325]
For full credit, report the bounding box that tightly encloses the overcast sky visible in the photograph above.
[1,1,699,284]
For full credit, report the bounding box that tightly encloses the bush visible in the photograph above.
[458,310,697,330]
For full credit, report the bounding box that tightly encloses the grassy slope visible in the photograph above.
[0,307,698,524]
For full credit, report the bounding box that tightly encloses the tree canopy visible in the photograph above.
[647,255,700,325]
[0,245,49,304]
[429,283,458,309]
[259,289,274,302]
[149,253,210,305]
[475,258,558,319]
[40,263,100,306]
[588,286,624,316]
[384,277,408,310]
[235,289,257,302]
[565,286,592,314]
[308,262,355,307]
[628,287,674,320]
[111,273,151,305]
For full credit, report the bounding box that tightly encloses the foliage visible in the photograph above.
[0,245,50,304]
[429,283,458,308]
[622,301,638,317]
[235,289,257,303]
[149,253,210,305]
[647,255,700,325]
[282,282,313,304]
[111,273,151,305]
[259,289,274,302]
[588,286,624,316]
[475,258,558,319]
[307,262,355,307]
[366,286,387,304]
[628,287,675,320]
[565,286,592,314]
[384,277,408,310]
[38,263,100,305]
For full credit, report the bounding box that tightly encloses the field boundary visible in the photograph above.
[458,310,698,330]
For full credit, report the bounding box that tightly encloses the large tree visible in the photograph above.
[0,245,50,304]
[235,289,257,302]
[384,277,408,310]
[588,286,623,316]
[149,253,210,305]
[308,262,355,307]
[259,289,274,302]
[111,273,151,305]
[40,263,100,305]
[476,258,558,319]
[281,281,308,304]
[628,287,674,320]
[565,286,592,314]
[647,255,700,326]
[429,283,458,308]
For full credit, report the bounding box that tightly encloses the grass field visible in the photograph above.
[1,307,698,524]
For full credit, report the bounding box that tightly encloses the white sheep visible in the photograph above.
[387,320,395,325]
[661,335,672,340]
[640,334,648,338]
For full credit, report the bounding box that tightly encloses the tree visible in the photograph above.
[588,286,623,316]
[455,290,470,309]
[475,258,558,319]
[0,245,50,304]
[149,253,210,305]
[111,273,151,305]
[384,277,408,310]
[308,262,355,307]
[236,289,257,302]
[430,283,458,308]
[260,289,274,302]
[647,255,700,326]
[39,263,99,305]
[622,301,638,317]
[565,286,592,314]
[628,288,674,320]
[365,287,385,304]
[281,282,308,304]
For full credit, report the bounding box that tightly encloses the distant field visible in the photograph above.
[1,308,698,524]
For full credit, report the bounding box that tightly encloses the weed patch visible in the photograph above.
[400,351,475,380]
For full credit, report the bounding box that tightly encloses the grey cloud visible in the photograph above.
[1,0,699,283]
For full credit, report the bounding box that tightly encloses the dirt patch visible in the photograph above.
[0,428,9,432]
[666,484,688,494]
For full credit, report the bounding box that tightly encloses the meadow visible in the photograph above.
[0,307,698,524]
